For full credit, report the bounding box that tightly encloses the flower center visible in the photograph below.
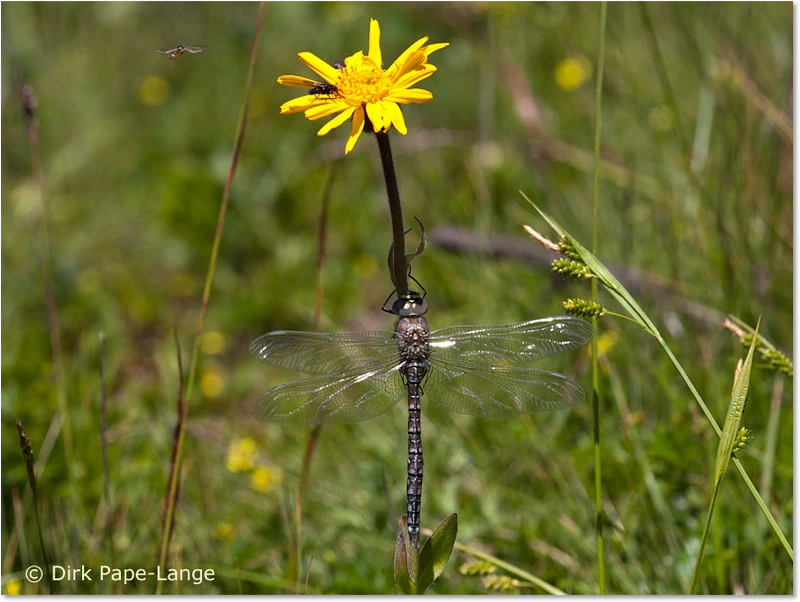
[337,56,393,104]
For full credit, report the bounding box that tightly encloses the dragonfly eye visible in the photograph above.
[392,293,428,317]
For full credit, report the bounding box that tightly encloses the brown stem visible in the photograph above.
[374,131,409,294]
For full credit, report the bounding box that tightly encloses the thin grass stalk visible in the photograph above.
[689,485,720,593]
[156,4,267,590]
[98,332,117,572]
[304,555,314,595]
[757,375,784,584]
[590,2,607,594]
[158,328,185,569]
[292,164,336,592]
[19,83,74,475]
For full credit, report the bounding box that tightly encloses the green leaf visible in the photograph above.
[417,513,458,593]
[394,515,418,595]
[714,318,759,486]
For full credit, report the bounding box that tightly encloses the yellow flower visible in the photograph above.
[554,56,592,91]
[251,466,283,493]
[138,75,170,106]
[201,367,225,399]
[6,580,21,595]
[226,438,258,473]
[277,18,448,154]
[213,522,234,539]
[199,331,228,355]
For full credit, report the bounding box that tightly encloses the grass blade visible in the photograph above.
[590,2,608,593]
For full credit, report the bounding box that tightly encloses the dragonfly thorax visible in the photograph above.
[396,316,430,360]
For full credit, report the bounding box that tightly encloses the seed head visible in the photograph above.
[16,419,37,495]
[459,561,496,576]
[552,258,592,279]
[563,298,606,319]
[19,84,37,124]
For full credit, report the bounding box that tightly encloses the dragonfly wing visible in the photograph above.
[428,317,594,365]
[249,330,398,375]
[255,363,405,426]
[156,49,174,54]
[426,357,585,417]
[186,46,207,53]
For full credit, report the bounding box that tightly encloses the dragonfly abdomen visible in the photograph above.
[403,360,427,548]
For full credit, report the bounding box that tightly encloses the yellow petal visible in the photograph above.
[344,50,365,70]
[345,106,365,154]
[385,88,433,104]
[305,100,351,120]
[365,102,387,133]
[280,95,327,114]
[386,37,428,76]
[394,64,437,89]
[298,52,341,84]
[368,18,382,68]
[384,101,407,135]
[422,42,449,56]
[277,75,319,88]
[318,107,356,136]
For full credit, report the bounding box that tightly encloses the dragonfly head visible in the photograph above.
[391,291,428,317]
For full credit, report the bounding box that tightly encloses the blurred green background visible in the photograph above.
[1,1,792,594]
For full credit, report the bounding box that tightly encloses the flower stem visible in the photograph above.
[374,131,409,294]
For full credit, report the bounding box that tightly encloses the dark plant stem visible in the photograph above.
[16,419,54,593]
[158,328,184,569]
[374,131,409,294]
[156,4,267,591]
[19,83,74,477]
[98,332,116,571]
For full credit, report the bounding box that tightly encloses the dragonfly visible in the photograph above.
[156,44,207,60]
[250,291,594,548]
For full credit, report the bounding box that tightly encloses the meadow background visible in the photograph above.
[1,2,792,594]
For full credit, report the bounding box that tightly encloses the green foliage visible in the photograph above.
[1,2,792,595]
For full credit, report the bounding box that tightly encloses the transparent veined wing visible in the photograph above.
[156,48,176,54]
[249,330,399,375]
[425,357,585,417]
[186,46,207,53]
[428,317,594,365]
[255,363,405,425]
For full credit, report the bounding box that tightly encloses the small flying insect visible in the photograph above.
[308,81,340,98]
[157,45,207,60]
